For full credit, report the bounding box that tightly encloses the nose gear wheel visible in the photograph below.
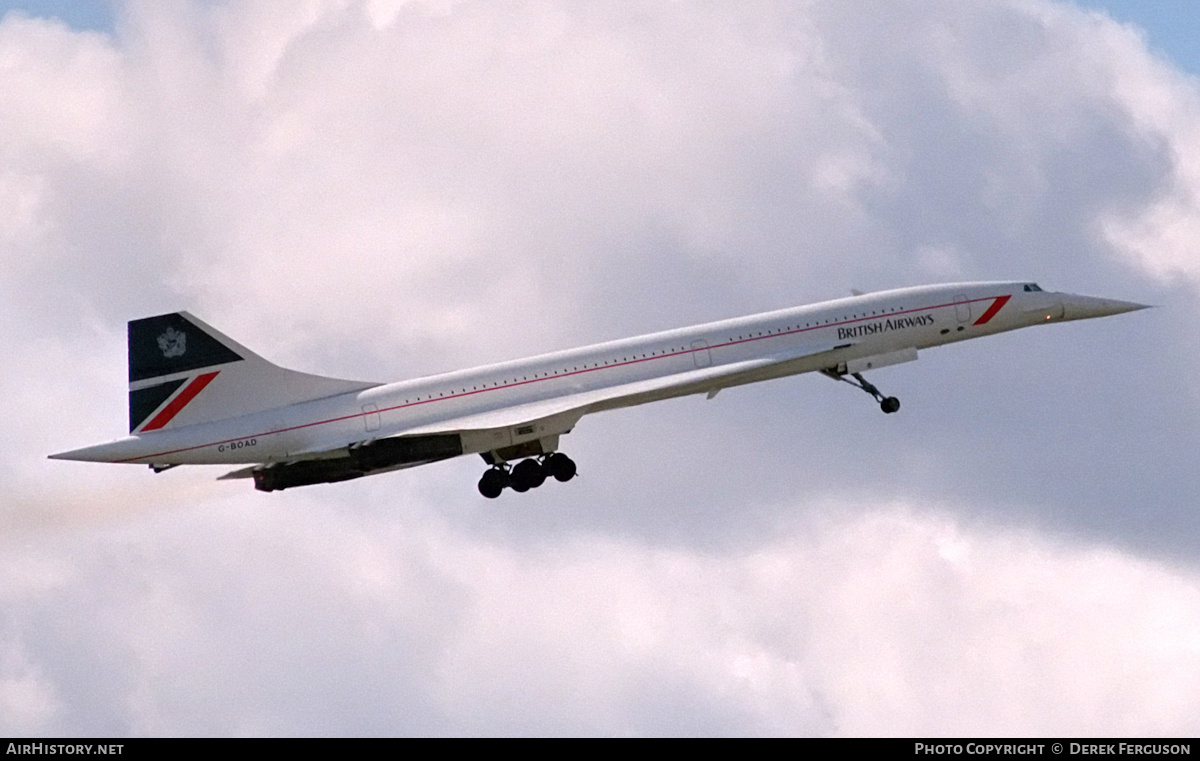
[821,369,900,414]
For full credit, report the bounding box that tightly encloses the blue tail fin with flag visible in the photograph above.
[127,312,377,434]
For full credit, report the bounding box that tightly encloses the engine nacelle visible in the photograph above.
[252,433,463,492]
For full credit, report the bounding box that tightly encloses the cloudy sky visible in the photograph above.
[2,0,1199,737]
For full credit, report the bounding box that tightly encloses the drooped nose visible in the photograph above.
[1058,294,1151,322]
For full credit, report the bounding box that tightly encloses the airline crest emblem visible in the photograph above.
[157,327,187,358]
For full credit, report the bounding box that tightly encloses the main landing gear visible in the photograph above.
[821,369,900,414]
[478,452,578,499]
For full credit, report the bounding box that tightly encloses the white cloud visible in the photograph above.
[0,669,61,735]
[4,502,1199,735]
[1059,6,1200,286]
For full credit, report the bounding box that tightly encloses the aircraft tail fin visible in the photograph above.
[127,312,378,434]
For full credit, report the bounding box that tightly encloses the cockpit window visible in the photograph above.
[1023,283,1042,292]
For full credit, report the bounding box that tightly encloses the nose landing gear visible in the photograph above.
[477,452,577,498]
[821,369,901,414]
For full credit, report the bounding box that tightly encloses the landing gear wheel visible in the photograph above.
[511,458,547,491]
[478,468,508,499]
[822,368,902,414]
[545,452,577,482]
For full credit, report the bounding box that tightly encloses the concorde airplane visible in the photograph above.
[50,282,1146,497]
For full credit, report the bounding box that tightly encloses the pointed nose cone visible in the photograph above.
[1059,294,1152,322]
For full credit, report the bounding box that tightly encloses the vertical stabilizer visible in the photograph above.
[127,312,378,433]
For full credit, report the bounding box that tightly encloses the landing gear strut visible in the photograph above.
[477,453,577,498]
[822,369,901,414]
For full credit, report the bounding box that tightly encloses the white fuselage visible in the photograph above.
[60,281,1101,467]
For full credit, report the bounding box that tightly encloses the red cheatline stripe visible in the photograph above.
[118,293,1005,462]
[973,295,1011,325]
[140,371,219,432]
